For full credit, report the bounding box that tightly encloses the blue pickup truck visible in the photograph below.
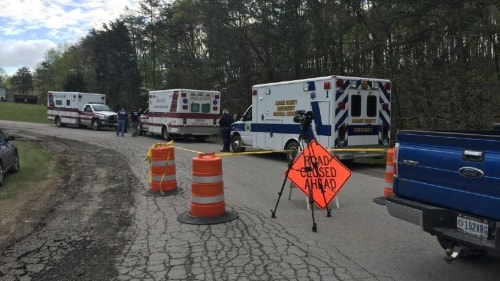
[386,130,500,260]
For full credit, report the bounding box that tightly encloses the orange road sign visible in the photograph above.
[287,140,352,209]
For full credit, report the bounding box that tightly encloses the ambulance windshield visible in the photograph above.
[93,104,112,112]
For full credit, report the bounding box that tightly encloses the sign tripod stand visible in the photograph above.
[271,110,332,232]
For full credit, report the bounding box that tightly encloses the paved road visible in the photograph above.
[1,120,500,281]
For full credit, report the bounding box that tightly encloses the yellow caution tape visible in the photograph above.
[144,140,174,194]
[168,145,389,157]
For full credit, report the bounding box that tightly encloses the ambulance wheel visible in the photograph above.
[55,117,64,127]
[92,120,101,131]
[231,135,245,152]
[162,127,171,140]
[285,141,300,163]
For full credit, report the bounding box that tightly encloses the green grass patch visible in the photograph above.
[0,103,49,123]
[0,140,60,200]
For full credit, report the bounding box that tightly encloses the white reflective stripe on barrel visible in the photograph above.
[385,164,394,172]
[385,182,393,189]
[152,174,176,181]
[192,175,223,184]
[191,194,224,204]
[152,160,175,166]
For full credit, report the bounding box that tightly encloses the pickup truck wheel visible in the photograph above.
[285,141,300,163]
[231,135,245,152]
[92,120,101,131]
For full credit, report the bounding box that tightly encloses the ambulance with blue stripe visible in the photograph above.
[230,76,391,161]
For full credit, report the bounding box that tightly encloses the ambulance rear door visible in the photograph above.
[345,83,380,146]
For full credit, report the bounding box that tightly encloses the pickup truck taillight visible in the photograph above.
[393,143,399,176]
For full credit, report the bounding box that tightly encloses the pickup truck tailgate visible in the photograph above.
[394,130,500,221]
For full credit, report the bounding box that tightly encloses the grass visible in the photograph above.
[0,102,49,123]
[0,102,59,198]
[0,140,61,200]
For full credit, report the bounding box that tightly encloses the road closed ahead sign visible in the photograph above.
[287,140,352,209]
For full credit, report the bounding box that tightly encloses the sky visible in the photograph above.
[0,0,140,76]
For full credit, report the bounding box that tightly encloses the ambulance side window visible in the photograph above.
[201,103,210,113]
[191,103,200,112]
[366,96,377,117]
[242,108,252,121]
[65,100,70,106]
[351,95,361,117]
[84,105,91,112]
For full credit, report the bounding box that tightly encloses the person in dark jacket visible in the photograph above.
[129,108,140,137]
[218,108,232,152]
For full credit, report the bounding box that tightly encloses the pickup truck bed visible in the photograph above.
[386,130,500,257]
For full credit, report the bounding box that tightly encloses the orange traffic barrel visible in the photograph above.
[143,142,180,196]
[178,152,238,225]
[383,148,395,198]
[373,148,394,205]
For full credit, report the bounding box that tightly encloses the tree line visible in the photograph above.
[2,0,500,131]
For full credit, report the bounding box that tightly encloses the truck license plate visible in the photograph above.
[457,214,488,239]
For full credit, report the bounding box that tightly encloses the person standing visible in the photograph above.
[232,113,239,122]
[129,108,140,137]
[218,108,232,152]
[117,107,127,137]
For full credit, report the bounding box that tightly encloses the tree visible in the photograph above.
[63,72,87,92]
[10,67,33,95]
[85,20,142,109]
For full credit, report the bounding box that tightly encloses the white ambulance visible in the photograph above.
[144,89,221,141]
[47,91,117,130]
[231,75,391,162]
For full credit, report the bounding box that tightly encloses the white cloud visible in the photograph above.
[0,0,140,75]
[0,39,57,72]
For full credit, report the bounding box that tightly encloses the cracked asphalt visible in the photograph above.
[0,122,385,281]
[1,121,500,281]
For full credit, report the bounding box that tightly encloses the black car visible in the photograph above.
[0,129,20,186]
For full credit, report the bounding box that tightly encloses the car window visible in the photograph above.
[0,131,6,142]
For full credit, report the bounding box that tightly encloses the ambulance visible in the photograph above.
[143,89,221,140]
[47,91,117,130]
[230,75,391,162]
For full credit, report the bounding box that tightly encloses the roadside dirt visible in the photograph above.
[0,174,61,249]
[0,135,137,280]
